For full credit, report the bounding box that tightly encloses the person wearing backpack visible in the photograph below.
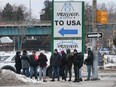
[29,50,38,80]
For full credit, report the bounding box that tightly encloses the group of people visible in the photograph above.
[50,49,83,82]
[15,50,48,82]
[15,48,94,82]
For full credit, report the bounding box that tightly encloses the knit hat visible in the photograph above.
[23,50,27,55]
[74,49,77,52]
[61,50,65,54]
[54,49,58,52]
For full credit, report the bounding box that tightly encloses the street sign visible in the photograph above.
[53,1,83,37]
[87,32,102,38]
[54,39,82,52]
[52,1,84,53]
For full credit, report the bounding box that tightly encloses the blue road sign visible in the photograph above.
[58,27,78,36]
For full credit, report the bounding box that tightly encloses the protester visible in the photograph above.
[60,50,67,81]
[66,49,73,81]
[37,51,48,82]
[21,50,30,77]
[50,49,61,81]
[15,51,22,74]
[29,51,38,80]
[72,49,80,82]
[84,48,94,81]
[78,52,84,81]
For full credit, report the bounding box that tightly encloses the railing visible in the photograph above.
[0,21,51,27]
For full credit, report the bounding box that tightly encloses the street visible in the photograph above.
[1,77,116,87]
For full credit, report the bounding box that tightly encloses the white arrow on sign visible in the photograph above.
[87,33,102,38]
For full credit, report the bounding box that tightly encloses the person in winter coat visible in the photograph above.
[78,52,84,81]
[21,50,30,77]
[84,48,94,81]
[66,49,73,81]
[37,51,48,82]
[50,49,61,81]
[29,51,38,80]
[60,50,67,81]
[15,51,22,74]
[72,49,81,82]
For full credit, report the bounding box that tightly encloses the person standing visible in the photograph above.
[29,51,38,80]
[37,51,48,82]
[50,49,61,81]
[84,48,94,81]
[72,49,80,82]
[66,49,73,81]
[78,52,84,81]
[15,51,22,74]
[60,50,67,81]
[21,50,30,77]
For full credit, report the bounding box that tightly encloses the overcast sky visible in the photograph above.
[0,0,115,19]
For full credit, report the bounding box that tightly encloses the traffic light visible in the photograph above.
[96,10,108,24]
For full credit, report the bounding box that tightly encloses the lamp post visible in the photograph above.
[29,0,32,25]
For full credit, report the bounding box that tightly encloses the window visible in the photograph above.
[0,56,10,61]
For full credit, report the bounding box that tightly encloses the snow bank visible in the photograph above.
[0,69,40,86]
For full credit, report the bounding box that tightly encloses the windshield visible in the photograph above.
[0,56,10,61]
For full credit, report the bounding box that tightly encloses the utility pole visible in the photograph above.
[29,0,32,26]
[92,0,99,80]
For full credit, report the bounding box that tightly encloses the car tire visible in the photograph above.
[47,67,52,78]
[2,66,16,72]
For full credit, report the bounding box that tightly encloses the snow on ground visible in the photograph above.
[0,69,39,86]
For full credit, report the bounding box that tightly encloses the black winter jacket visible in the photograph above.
[37,53,48,67]
[61,53,67,66]
[50,53,61,66]
[29,55,38,67]
[15,53,22,69]
[84,50,93,65]
[73,53,80,66]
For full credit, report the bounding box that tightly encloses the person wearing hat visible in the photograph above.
[66,49,73,81]
[72,49,80,82]
[15,51,22,74]
[37,51,48,82]
[50,49,61,81]
[84,48,94,81]
[21,50,30,77]
[60,50,67,81]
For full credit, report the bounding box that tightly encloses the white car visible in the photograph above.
[104,54,116,68]
[0,54,16,72]
[0,52,52,77]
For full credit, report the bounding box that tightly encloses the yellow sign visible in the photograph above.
[96,10,108,24]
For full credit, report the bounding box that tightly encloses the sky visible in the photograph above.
[0,0,115,19]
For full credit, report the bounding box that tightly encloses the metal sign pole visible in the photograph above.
[92,0,99,80]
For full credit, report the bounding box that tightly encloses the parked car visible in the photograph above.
[99,48,110,55]
[0,54,16,72]
[104,54,116,68]
[0,51,52,78]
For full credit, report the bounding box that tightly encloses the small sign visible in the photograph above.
[87,32,102,38]
[54,39,82,52]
